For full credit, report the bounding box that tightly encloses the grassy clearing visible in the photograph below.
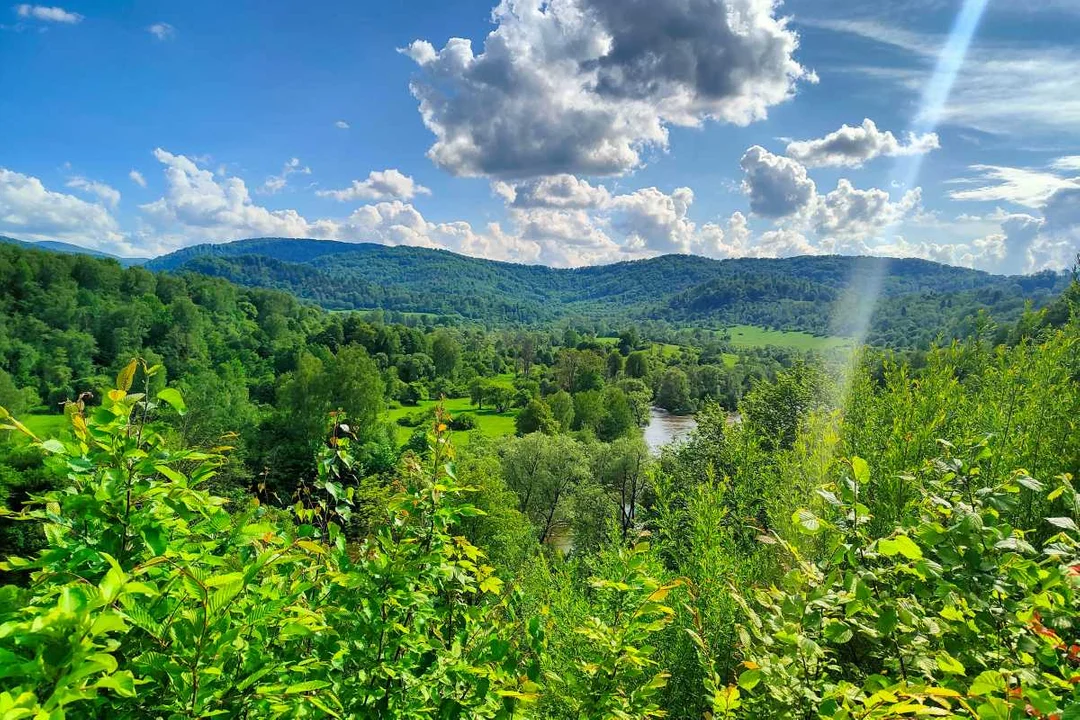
[384,397,517,446]
[723,325,852,351]
[20,414,68,438]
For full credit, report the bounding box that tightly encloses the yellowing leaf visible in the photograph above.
[878,534,923,561]
[72,413,88,438]
[479,576,504,594]
[116,359,138,392]
[851,456,870,485]
[298,540,328,556]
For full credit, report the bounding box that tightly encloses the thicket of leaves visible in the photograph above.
[1,279,1079,719]
[0,362,546,718]
[729,449,1080,719]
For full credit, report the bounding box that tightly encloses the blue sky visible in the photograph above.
[1,0,1078,272]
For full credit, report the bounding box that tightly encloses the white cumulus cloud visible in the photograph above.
[403,0,812,178]
[494,174,611,209]
[139,149,336,249]
[740,145,817,218]
[129,170,147,188]
[147,22,175,40]
[0,167,132,254]
[786,118,940,168]
[14,4,81,23]
[65,176,121,208]
[813,180,922,240]
[317,169,431,202]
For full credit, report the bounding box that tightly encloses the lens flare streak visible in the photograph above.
[829,0,992,404]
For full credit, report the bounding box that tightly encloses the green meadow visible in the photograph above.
[19,414,68,439]
[723,325,853,351]
[384,396,517,446]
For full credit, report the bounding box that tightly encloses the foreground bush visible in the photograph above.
[0,360,542,718]
[1,355,1077,720]
[722,445,1080,719]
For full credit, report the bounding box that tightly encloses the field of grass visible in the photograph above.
[20,413,68,438]
[723,325,852,351]
[384,397,517,446]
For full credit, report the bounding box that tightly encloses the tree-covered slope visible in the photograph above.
[149,238,1070,347]
[0,235,148,267]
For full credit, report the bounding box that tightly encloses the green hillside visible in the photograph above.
[148,238,1069,348]
[0,235,148,267]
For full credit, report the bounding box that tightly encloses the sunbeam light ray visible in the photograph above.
[828,0,992,406]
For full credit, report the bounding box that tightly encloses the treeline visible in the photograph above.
[0,273,1078,717]
[0,243,802,551]
[147,238,1070,348]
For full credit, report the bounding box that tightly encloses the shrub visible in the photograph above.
[722,446,1080,719]
[450,412,477,431]
[0,361,543,718]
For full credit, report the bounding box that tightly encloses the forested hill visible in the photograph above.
[149,238,1069,347]
[0,235,148,267]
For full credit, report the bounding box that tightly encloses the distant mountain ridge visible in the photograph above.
[147,237,1070,347]
[0,235,149,267]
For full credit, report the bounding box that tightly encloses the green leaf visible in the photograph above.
[90,612,128,637]
[878,534,923,561]
[1047,516,1078,532]
[154,464,187,484]
[968,671,1005,697]
[823,620,853,644]
[994,536,1036,554]
[975,698,1011,720]
[156,388,187,416]
[95,670,137,697]
[99,566,127,604]
[40,438,65,453]
[1017,475,1044,492]
[877,606,899,635]
[737,669,761,691]
[851,456,870,485]
[1060,702,1080,720]
[793,509,822,535]
[285,680,331,695]
[141,525,167,556]
[935,651,965,676]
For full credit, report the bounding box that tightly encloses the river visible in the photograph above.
[643,407,698,453]
[547,408,699,555]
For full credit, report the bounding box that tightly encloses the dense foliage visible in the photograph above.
[0,242,807,517]
[147,238,1069,348]
[0,241,1078,718]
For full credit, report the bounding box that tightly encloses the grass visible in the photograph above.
[384,397,517,447]
[20,413,68,438]
[722,325,852,351]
